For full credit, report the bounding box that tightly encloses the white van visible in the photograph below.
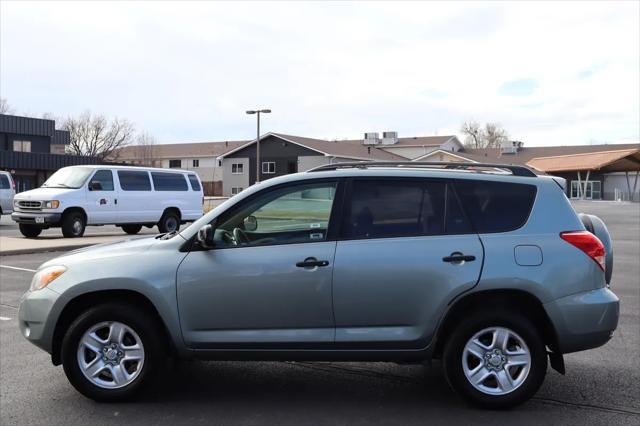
[11,165,203,238]
[0,171,16,215]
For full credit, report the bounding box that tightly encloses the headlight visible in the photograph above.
[30,265,67,291]
[14,199,19,207]
[43,200,60,209]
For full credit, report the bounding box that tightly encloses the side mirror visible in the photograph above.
[197,224,215,249]
[89,181,103,191]
[243,215,258,232]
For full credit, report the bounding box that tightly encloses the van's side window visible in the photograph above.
[0,175,10,189]
[151,172,188,191]
[118,171,151,191]
[342,179,459,239]
[188,175,201,191]
[90,170,114,191]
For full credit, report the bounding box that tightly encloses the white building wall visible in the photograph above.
[222,158,250,197]
[159,157,223,183]
[604,172,640,202]
[379,145,439,159]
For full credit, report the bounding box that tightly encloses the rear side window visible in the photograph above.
[188,174,201,191]
[0,175,10,189]
[151,172,188,191]
[342,179,471,239]
[454,180,537,233]
[118,171,151,191]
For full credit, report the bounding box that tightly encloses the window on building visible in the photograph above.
[13,140,31,152]
[231,187,243,195]
[188,174,201,191]
[89,170,114,191]
[232,163,244,174]
[151,172,188,191]
[117,171,152,191]
[262,162,276,174]
[169,159,182,168]
[341,179,467,240]
[192,159,199,167]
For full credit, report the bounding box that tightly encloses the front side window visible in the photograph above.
[13,140,31,152]
[42,167,93,189]
[89,170,114,191]
[342,179,462,240]
[118,171,152,191]
[262,162,276,174]
[232,163,244,174]
[152,172,188,191]
[188,174,201,191]
[0,175,10,189]
[215,181,337,247]
[169,159,182,168]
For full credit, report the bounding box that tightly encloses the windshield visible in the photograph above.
[42,167,94,189]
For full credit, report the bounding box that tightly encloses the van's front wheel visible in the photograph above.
[19,224,42,238]
[443,310,547,409]
[61,211,86,238]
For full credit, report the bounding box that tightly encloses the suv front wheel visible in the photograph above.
[443,309,547,409]
[61,303,165,401]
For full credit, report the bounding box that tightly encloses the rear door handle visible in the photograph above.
[442,252,476,263]
[296,257,330,268]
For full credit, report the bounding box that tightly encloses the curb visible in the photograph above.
[0,243,97,256]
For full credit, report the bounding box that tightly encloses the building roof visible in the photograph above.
[526,149,640,173]
[271,133,405,161]
[115,140,247,160]
[338,135,459,148]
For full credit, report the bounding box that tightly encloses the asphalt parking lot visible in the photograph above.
[0,201,638,425]
[0,215,159,238]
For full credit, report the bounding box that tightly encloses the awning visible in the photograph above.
[526,148,640,173]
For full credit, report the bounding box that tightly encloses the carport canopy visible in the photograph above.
[526,148,640,200]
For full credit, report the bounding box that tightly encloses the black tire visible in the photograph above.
[61,211,86,238]
[61,303,165,402]
[158,210,180,233]
[122,224,143,235]
[443,309,547,409]
[19,224,42,238]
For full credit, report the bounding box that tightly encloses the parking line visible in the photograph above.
[0,317,10,321]
[0,265,36,273]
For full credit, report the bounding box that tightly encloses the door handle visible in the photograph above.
[296,258,330,268]
[442,252,476,263]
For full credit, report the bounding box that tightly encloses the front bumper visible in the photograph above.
[18,287,64,354]
[544,287,619,354]
[11,211,62,226]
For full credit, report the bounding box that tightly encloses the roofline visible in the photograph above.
[412,149,479,163]
[525,148,640,172]
[59,164,198,173]
[526,148,639,161]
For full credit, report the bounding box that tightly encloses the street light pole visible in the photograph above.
[246,109,271,184]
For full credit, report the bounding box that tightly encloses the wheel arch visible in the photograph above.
[432,289,563,373]
[61,206,87,223]
[51,289,173,366]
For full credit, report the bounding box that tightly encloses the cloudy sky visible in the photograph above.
[1,1,638,146]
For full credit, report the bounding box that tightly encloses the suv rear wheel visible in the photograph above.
[443,309,547,409]
[121,224,142,235]
[61,211,86,238]
[19,224,42,238]
[61,303,165,402]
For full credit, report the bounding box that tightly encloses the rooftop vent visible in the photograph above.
[501,140,523,155]
[363,132,380,145]
[381,131,399,145]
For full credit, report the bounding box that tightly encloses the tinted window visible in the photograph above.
[151,172,188,191]
[90,170,114,191]
[118,171,151,191]
[188,174,201,191]
[454,180,537,233]
[343,179,458,239]
[215,181,337,247]
[0,175,10,189]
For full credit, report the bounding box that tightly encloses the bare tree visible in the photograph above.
[460,121,483,148]
[63,111,135,160]
[460,121,510,149]
[135,131,157,166]
[0,98,14,114]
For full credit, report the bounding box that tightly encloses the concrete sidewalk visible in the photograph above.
[0,235,126,256]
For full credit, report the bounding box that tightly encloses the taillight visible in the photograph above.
[560,231,605,271]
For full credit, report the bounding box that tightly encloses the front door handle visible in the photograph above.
[296,257,330,268]
[442,252,476,263]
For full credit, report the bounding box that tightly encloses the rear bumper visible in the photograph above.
[544,287,619,354]
[11,211,62,226]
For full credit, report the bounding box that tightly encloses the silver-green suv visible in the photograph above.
[18,162,619,409]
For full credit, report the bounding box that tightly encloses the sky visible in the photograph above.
[1,1,638,146]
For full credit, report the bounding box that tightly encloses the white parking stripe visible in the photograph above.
[0,317,11,321]
[0,265,36,273]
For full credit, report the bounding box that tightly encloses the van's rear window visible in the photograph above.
[152,172,188,191]
[0,175,10,189]
[454,180,537,233]
[188,175,201,191]
[118,171,151,191]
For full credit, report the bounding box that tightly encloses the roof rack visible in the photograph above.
[307,161,538,177]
